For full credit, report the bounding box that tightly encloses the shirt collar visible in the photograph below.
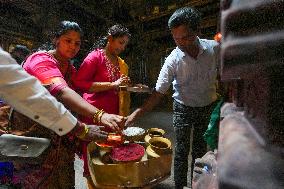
[176,37,207,58]
[198,37,207,55]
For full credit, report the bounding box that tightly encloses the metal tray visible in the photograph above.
[119,85,152,93]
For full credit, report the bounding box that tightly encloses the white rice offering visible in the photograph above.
[123,127,145,137]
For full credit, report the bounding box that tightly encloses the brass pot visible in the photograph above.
[149,137,172,155]
[148,128,165,137]
[145,128,166,146]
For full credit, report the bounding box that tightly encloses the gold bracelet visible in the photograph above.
[93,109,105,124]
[97,111,104,124]
[77,123,89,140]
[92,110,101,123]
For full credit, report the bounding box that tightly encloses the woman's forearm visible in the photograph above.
[59,87,124,131]
[89,82,117,92]
[58,87,98,118]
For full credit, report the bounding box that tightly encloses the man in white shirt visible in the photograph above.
[126,7,219,189]
[0,47,107,140]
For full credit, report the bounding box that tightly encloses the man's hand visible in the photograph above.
[84,125,108,142]
[73,122,108,142]
[124,108,142,127]
[193,151,217,182]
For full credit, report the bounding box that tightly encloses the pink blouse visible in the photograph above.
[74,49,120,123]
[23,52,77,96]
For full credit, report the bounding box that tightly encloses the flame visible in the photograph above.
[214,32,222,42]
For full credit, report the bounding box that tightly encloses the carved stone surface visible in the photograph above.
[218,108,284,189]
[219,0,284,188]
[221,0,284,147]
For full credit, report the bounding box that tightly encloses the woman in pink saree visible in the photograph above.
[9,21,124,188]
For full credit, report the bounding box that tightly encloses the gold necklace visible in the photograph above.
[48,50,68,73]
[104,48,118,65]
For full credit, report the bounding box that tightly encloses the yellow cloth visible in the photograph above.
[118,57,130,117]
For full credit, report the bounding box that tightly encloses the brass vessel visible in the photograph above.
[87,139,172,188]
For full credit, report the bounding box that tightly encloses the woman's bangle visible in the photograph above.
[97,110,104,123]
[93,109,105,124]
[77,123,89,140]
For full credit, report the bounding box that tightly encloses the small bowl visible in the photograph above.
[147,128,166,137]
[149,137,171,155]
[147,128,165,138]
[145,128,166,146]
[95,142,113,152]
[95,133,124,151]
[123,127,146,142]
[107,133,124,144]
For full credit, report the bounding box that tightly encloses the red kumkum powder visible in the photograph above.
[110,143,145,162]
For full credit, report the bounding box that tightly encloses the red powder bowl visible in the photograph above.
[110,143,145,163]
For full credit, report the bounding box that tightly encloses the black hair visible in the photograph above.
[168,7,201,32]
[38,21,83,51]
[12,45,30,56]
[11,45,31,64]
[53,20,83,39]
[92,24,131,50]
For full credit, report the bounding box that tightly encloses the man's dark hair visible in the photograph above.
[11,45,30,64]
[12,45,30,57]
[168,7,201,31]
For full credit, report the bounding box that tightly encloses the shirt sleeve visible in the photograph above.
[73,54,98,92]
[0,48,77,136]
[155,55,175,94]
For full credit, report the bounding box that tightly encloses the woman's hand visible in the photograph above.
[113,74,130,88]
[100,113,124,132]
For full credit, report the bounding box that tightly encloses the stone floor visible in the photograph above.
[75,111,192,189]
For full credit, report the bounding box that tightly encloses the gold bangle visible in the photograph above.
[97,111,104,124]
[92,110,100,123]
[77,123,89,140]
[93,109,105,124]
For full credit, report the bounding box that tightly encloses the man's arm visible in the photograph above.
[125,54,174,126]
[125,91,164,126]
[0,48,77,136]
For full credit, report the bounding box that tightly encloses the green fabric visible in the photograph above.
[203,97,224,150]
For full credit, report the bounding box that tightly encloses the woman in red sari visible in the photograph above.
[24,22,123,130]
[9,21,124,188]
[73,24,131,184]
